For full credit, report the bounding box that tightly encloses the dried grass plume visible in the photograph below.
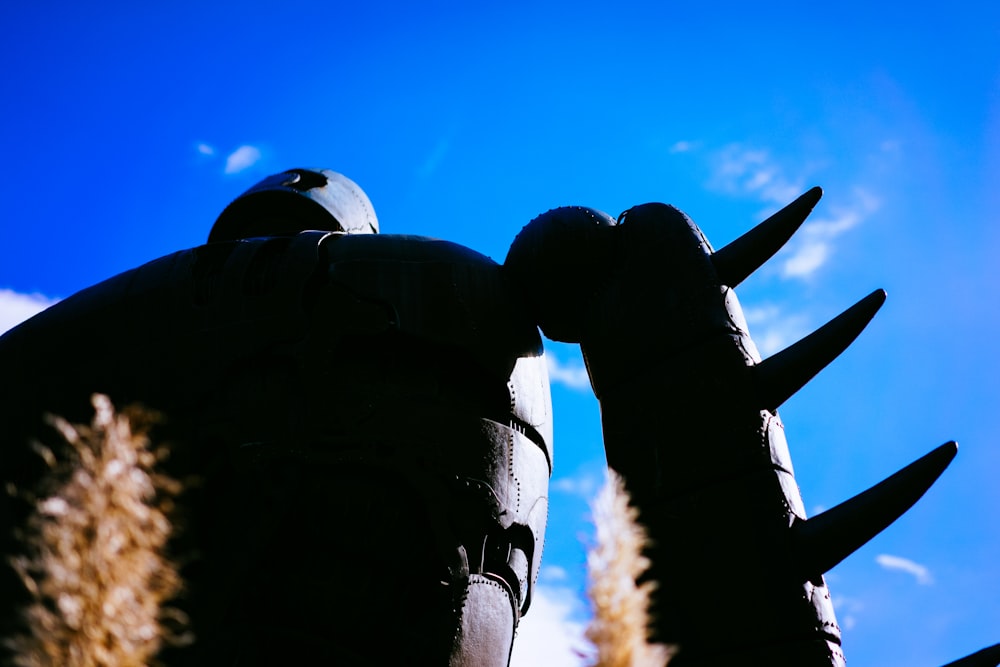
[7,394,185,667]
[586,470,675,667]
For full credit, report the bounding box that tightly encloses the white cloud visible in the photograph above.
[540,565,569,582]
[224,145,262,174]
[779,188,880,279]
[832,595,864,631]
[0,288,58,335]
[781,241,830,279]
[802,209,863,237]
[743,304,811,356]
[709,145,881,280]
[552,472,603,499]
[546,354,591,391]
[510,585,588,667]
[669,140,697,153]
[875,553,933,585]
[196,143,215,155]
[710,144,804,205]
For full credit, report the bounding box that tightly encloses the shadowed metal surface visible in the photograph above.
[942,643,1000,667]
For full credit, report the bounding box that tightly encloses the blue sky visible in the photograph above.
[2,2,998,665]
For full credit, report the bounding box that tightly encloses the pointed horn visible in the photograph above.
[791,441,957,582]
[940,643,1000,667]
[752,289,886,412]
[711,186,822,287]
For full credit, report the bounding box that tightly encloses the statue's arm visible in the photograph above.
[503,191,997,667]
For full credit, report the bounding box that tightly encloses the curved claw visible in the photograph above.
[752,289,887,412]
[940,642,1000,667]
[791,442,957,582]
[711,186,822,287]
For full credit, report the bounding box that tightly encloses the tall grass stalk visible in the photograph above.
[586,470,675,667]
[8,394,184,667]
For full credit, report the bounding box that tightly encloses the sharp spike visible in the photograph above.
[791,442,957,581]
[752,289,886,412]
[940,643,1000,667]
[711,186,822,287]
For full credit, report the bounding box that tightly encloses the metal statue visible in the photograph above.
[503,197,997,666]
[0,169,995,666]
[0,169,550,665]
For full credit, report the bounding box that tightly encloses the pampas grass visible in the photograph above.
[6,396,674,667]
[585,470,675,667]
[7,394,185,667]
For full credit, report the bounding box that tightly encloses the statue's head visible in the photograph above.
[209,168,380,241]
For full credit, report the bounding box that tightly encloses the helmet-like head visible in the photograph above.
[209,168,379,242]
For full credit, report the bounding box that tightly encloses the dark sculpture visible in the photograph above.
[0,169,995,666]
[503,197,997,667]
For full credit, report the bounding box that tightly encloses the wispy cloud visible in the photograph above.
[669,140,698,154]
[832,595,864,631]
[224,145,262,174]
[540,565,569,582]
[710,144,804,205]
[196,143,215,155]
[552,472,603,499]
[779,188,880,279]
[743,304,811,356]
[709,144,879,279]
[510,585,588,667]
[0,288,58,335]
[875,553,933,585]
[546,354,591,391]
[781,241,828,278]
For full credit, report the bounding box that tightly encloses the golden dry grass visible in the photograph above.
[7,394,185,667]
[586,470,675,667]
[7,397,677,666]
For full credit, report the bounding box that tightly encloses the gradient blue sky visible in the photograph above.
[2,3,998,665]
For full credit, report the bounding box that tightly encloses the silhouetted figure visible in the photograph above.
[0,170,550,666]
[1,169,995,666]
